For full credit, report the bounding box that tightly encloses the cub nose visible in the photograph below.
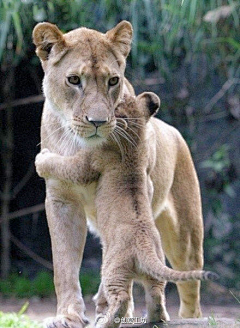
[86,116,108,127]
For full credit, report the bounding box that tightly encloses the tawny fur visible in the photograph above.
[33,21,209,328]
[36,94,217,328]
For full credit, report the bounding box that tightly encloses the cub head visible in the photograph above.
[113,92,160,144]
[33,21,133,147]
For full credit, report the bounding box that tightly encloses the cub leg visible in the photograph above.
[155,205,204,318]
[94,281,134,324]
[95,279,131,328]
[125,280,134,317]
[143,278,170,322]
[44,184,89,328]
[93,283,108,324]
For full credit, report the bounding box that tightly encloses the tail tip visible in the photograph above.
[204,271,219,281]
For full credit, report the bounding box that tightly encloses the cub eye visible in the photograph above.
[67,75,81,86]
[108,76,119,87]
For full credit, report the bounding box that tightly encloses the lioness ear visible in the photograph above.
[106,20,133,57]
[32,22,65,61]
[137,92,160,119]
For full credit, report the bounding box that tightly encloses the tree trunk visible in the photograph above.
[0,68,14,279]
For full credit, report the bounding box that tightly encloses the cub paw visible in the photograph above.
[95,315,109,328]
[35,148,54,178]
[44,314,89,328]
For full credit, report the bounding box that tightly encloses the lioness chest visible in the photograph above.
[73,182,100,234]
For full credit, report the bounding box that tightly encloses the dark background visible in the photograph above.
[0,0,239,294]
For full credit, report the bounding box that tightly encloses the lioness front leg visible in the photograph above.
[44,182,89,328]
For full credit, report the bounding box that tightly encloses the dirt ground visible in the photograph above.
[0,282,239,327]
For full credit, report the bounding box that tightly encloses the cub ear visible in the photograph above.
[32,22,65,61]
[137,92,160,119]
[106,20,133,57]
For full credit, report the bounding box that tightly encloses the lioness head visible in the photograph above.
[33,21,133,146]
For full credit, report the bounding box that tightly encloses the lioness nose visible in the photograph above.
[86,116,108,127]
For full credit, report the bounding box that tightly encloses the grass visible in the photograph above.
[230,290,240,304]
[0,270,100,326]
[0,303,43,328]
[208,313,218,326]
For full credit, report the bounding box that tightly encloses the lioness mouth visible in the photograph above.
[88,134,102,139]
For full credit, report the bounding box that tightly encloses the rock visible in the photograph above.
[123,317,240,328]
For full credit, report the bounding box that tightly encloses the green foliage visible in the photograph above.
[0,272,55,298]
[208,313,217,326]
[202,144,239,288]
[0,0,239,289]
[201,144,235,197]
[0,0,239,79]
[80,269,100,296]
[0,304,43,328]
[0,270,100,298]
[201,144,230,173]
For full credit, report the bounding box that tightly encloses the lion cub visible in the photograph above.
[36,92,217,328]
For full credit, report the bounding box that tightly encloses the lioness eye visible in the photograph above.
[108,76,119,87]
[67,75,81,86]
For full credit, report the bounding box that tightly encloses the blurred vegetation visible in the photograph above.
[0,272,54,298]
[1,0,239,74]
[0,270,100,298]
[0,0,239,291]
[0,303,43,328]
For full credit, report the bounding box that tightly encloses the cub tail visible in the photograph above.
[150,265,219,283]
[137,248,219,283]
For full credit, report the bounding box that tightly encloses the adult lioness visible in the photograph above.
[36,93,217,328]
[33,21,205,328]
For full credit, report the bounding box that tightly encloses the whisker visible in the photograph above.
[110,132,125,161]
[58,128,72,154]
[116,118,145,129]
[69,131,76,155]
[60,128,78,155]
[40,118,72,128]
[115,126,137,148]
[70,129,79,155]
[121,117,144,121]
[124,120,145,127]
[56,127,70,147]
[116,125,138,145]
[116,121,141,141]
[37,125,64,146]
[126,125,141,140]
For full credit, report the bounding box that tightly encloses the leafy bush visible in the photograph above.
[0,304,43,328]
[0,313,43,328]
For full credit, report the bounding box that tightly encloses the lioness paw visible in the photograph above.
[44,315,89,328]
